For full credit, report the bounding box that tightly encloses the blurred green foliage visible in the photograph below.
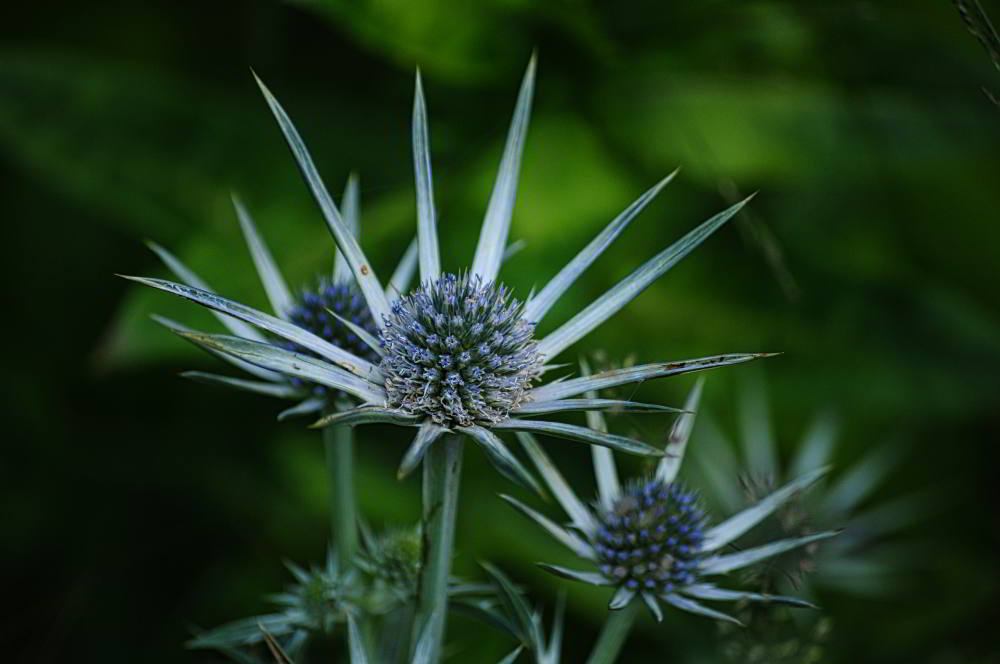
[3,1,999,662]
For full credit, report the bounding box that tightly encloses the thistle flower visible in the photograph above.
[689,376,922,662]
[144,175,418,421]
[507,378,840,624]
[123,57,767,485]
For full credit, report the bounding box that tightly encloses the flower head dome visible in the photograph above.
[380,272,542,427]
[128,57,770,487]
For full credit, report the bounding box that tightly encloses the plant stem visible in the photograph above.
[322,415,357,566]
[415,436,463,663]
[585,601,640,664]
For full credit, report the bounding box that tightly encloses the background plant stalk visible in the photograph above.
[414,436,464,662]
[323,403,358,565]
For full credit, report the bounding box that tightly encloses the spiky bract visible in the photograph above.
[380,272,542,428]
[281,278,379,397]
[594,479,707,593]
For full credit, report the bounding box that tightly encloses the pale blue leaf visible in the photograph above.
[253,73,392,328]
[411,608,443,664]
[232,194,294,318]
[277,397,325,421]
[151,314,282,381]
[334,174,361,283]
[471,56,535,282]
[537,196,753,360]
[700,530,841,576]
[172,331,385,404]
[820,443,900,516]
[531,353,772,402]
[145,241,265,342]
[499,493,595,559]
[398,422,446,479]
[497,647,523,664]
[326,308,384,357]
[387,236,419,300]
[461,425,542,495]
[513,398,682,416]
[123,276,380,379]
[346,614,369,664]
[702,466,830,552]
[661,593,742,625]
[515,432,597,535]
[536,563,611,586]
[641,592,663,622]
[494,419,662,457]
[579,358,619,510]
[656,377,705,483]
[412,71,440,282]
[523,171,678,322]
[311,406,420,429]
[608,586,635,610]
[682,583,816,608]
[790,410,839,479]
[181,371,301,399]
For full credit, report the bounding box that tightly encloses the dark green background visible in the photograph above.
[3,1,998,662]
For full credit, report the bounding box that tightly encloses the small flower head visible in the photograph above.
[380,272,542,428]
[594,479,706,593]
[360,526,423,598]
[282,277,379,397]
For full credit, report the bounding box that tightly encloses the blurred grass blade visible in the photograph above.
[471,55,535,282]
[537,196,752,360]
[661,594,741,625]
[145,241,265,342]
[181,371,300,398]
[232,194,294,318]
[531,354,770,402]
[174,331,385,404]
[700,530,840,575]
[253,73,392,328]
[461,425,543,496]
[123,275,380,379]
[334,174,361,282]
[536,563,610,586]
[494,419,662,457]
[388,236,419,300]
[515,432,597,534]
[523,171,677,322]
[656,377,705,483]
[500,494,595,559]
[702,466,829,551]
[412,71,440,282]
[398,422,446,479]
[682,583,816,608]
[311,406,420,428]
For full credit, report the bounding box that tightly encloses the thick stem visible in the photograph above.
[414,436,463,663]
[322,418,357,566]
[585,601,640,664]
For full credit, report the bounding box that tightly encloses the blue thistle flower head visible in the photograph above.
[380,272,542,427]
[282,277,380,398]
[595,478,706,594]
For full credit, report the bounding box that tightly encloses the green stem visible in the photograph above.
[585,601,640,664]
[323,417,357,566]
[415,436,463,663]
